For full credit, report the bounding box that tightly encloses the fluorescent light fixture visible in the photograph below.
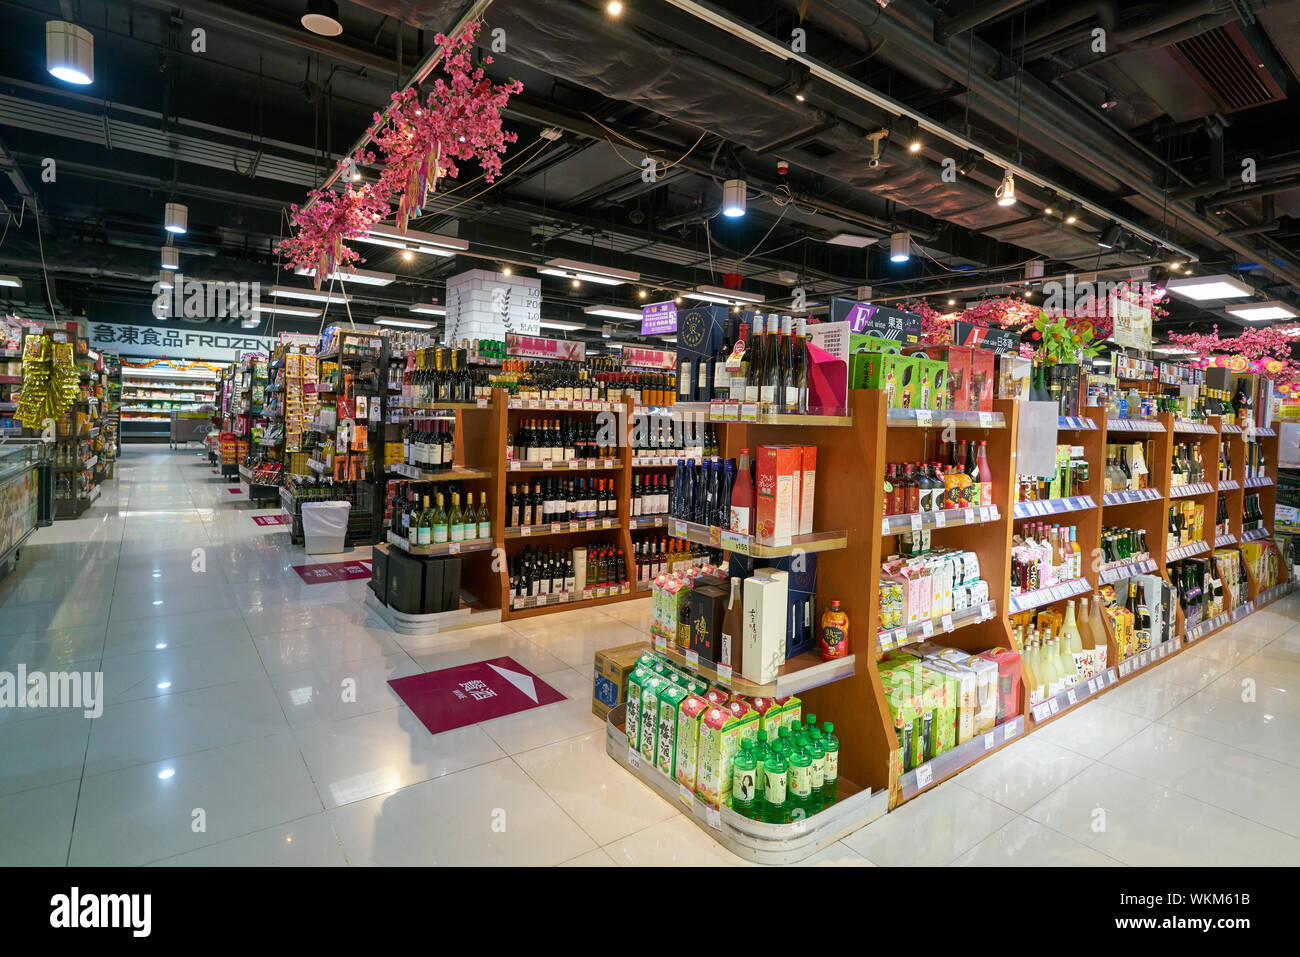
[539,320,585,331]
[161,247,179,270]
[269,284,349,304]
[0,275,23,289]
[294,266,396,286]
[46,21,93,85]
[408,303,446,316]
[605,342,625,349]
[1167,273,1254,301]
[1225,300,1300,322]
[251,303,321,317]
[686,284,765,305]
[357,224,468,256]
[540,258,639,286]
[660,336,678,343]
[376,317,437,329]
[157,271,173,290]
[583,305,643,320]
[996,170,1016,206]
[826,232,876,248]
[890,231,910,263]
[163,202,188,234]
[722,179,747,218]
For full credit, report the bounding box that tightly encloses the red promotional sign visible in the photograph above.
[389,656,566,735]
[621,346,676,370]
[292,560,372,584]
[506,333,586,362]
[251,514,290,526]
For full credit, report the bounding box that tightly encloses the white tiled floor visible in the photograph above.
[3,447,1300,866]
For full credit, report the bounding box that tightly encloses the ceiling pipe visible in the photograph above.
[1171,159,1300,201]
[936,0,1038,41]
[1222,224,1281,238]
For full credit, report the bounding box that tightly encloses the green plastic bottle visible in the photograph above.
[763,740,789,824]
[822,721,839,804]
[731,739,758,817]
[804,713,817,736]
[789,718,803,743]
[777,725,793,757]
[754,729,770,794]
[806,730,826,816]
[788,733,813,816]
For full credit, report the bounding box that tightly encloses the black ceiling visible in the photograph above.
[1,0,1299,345]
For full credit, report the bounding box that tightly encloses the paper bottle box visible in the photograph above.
[638,677,669,762]
[655,685,690,779]
[741,570,789,683]
[624,667,650,748]
[976,648,1022,724]
[696,705,747,806]
[756,446,801,546]
[674,694,711,793]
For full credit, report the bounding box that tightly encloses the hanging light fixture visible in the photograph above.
[157,270,174,290]
[889,231,911,263]
[1097,224,1123,249]
[46,21,94,85]
[1065,204,1079,225]
[722,179,747,218]
[301,0,343,37]
[163,202,188,235]
[995,170,1016,206]
[161,247,179,270]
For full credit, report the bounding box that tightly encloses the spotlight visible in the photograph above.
[301,0,343,37]
[46,21,94,85]
[1098,224,1123,249]
[572,279,581,288]
[638,289,647,299]
[502,266,512,276]
[890,231,911,263]
[1100,91,1119,111]
[792,74,811,103]
[402,250,414,261]
[163,202,188,235]
[957,149,981,176]
[947,299,956,306]
[1065,204,1079,225]
[996,170,1016,206]
[722,179,747,218]
[607,0,624,15]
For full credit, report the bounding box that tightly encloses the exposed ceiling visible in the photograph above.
[1,0,1298,348]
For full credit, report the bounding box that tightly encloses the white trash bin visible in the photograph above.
[301,500,350,555]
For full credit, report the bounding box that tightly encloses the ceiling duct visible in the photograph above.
[1169,23,1287,113]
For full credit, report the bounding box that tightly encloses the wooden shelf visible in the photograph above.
[886,408,1004,430]
[506,459,621,472]
[882,505,1001,534]
[1099,557,1158,585]
[897,716,1025,801]
[652,634,856,698]
[1102,488,1163,506]
[667,518,848,557]
[1028,668,1119,725]
[1013,495,1096,519]
[504,519,619,538]
[387,464,493,481]
[385,531,495,557]
[1009,576,1092,612]
[876,600,997,653]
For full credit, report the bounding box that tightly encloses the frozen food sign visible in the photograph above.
[641,301,678,336]
[90,322,275,362]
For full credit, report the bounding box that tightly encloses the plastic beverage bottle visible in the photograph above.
[788,734,813,817]
[806,730,826,815]
[731,738,758,817]
[804,713,817,733]
[764,741,789,824]
[777,725,793,756]
[788,719,804,743]
[754,729,770,793]
[822,722,839,803]
[820,600,850,660]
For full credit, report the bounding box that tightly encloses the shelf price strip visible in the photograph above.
[1102,488,1163,506]
[1058,416,1098,431]
[877,601,995,652]
[1106,419,1166,433]
[1031,667,1118,723]
[1219,480,1241,491]
[1174,420,1216,434]
[1167,541,1209,561]
[1221,423,1243,434]
[1098,557,1157,585]
[1012,495,1096,519]
[1214,534,1238,547]
[882,505,999,534]
[1009,577,1090,614]
[1186,611,1231,644]
[886,409,1003,430]
[899,715,1024,799]
[1117,640,1179,678]
[1241,528,1271,542]
[1245,476,1274,488]
[1169,483,1214,499]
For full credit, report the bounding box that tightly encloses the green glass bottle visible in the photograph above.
[731,738,758,817]
[763,741,788,824]
[822,721,839,804]
[431,493,449,545]
[788,733,813,815]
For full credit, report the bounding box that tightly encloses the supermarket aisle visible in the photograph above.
[2,446,1300,866]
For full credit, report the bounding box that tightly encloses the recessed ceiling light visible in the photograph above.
[539,320,585,331]
[540,258,639,286]
[583,305,643,320]
[1225,300,1300,321]
[686,284,764,305]
[1167,274,1255,301]
[301,0,343,37]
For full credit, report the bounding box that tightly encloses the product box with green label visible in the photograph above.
[638,676,669,762]
[624,666,650,748]
[696,702,756,807]
[916,357,949,411]
[849,333,903,389]
[860,351,923,409]
[655,684,690,778]
[674,693,710,793]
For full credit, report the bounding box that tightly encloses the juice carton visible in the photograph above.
[638,677,669,762]
[696,704,750,807]
[625,667,650,748]
[749,696,784,738]
[922,658,969,749]
[976,648,1022,724]
[756,446,802,546]
[725,699,759,750]
[655,685,689,778]
[674,694,711,793]
[774,694,802,733]
[704,688,730,707]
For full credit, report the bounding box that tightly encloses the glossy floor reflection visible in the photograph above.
[2,447,1300,865]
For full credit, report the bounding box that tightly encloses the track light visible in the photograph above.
[995,170,1016,206]
[722,179,747,218]
[607,0,624,15]
[301,0,343,37]
[46,21,94,85]
[1065,204,1079,225]
[890,231,911,263]
[163,202,188,235]
[1098,224,1123,249]
[957,149,981,176]
[161,247,179,270]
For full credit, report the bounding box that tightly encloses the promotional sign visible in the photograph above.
[621,346,676,370]
[278,332,318,347]
[1110,297,1153,352]
[292,560,373,584]
[91,322,276,362]
[506,334,586,362]
[251,514,290,526]
[947,321,1022,355]
[641,301,678,336]
[829,298,921,344]
[389,656,567,735]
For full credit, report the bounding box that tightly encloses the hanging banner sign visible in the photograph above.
[278,332,318,347]
[641,301,678,336]
[90,322,275,363]
[506,334,586,362]
[1110,297,1153,352]
[621,346,676,370]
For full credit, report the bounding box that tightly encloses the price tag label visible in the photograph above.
[628,747,641,769]
[476,396,488,409]
[920,619,934,638]
[934,511,946,528]
[979,411,993,428]
[672,520,687,536]
[527,399,539,409]
[586,460,595,470]
[980,601,993,621]
[881,517,891,536]
[1004,721,1018,741]
[509,461,520,471]
[521,525,531,537]
[586,520,596,530]
[603,518,613,529]
[716,663,732,684]
[983,732,996,751]
[740,403,758,422]
[1087,678,1097,694]
[1032,703,1049,722]
[536,593,547,606]
[542,460,553,471]
[1048,697,1061,714]
[915,410,933,428]
[910,513,923,533]
[678,783,694,808]
[448,542,460,555]
[705,807,722,831]
[941,613,954,633]
[1066,689,1078,706]
[544,400,555,410]
[964,509,975,524]
[893,627,908,645]
[720,531,751,556]
[915,763,933,789]
[981,506,994,522]
[685,650,700,667]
